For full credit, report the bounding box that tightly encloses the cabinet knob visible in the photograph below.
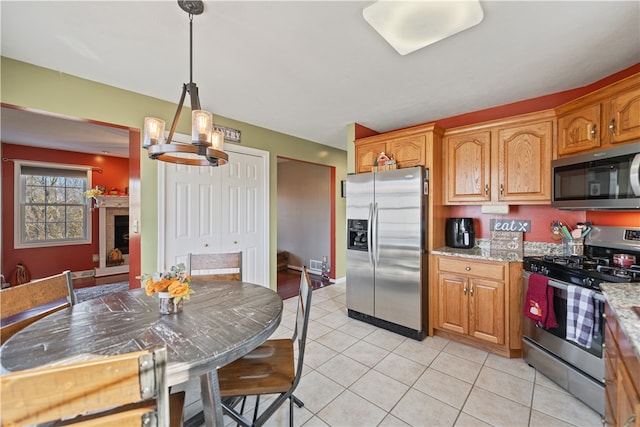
[484,184,489,196]
[590,124,597,140]
[602,313,607,319]
[204,243,209,247]
[609,118,616,135]
[465,266,471,271]
[500,184,504,196]
[470,286,474,296]
[463,285,467,295]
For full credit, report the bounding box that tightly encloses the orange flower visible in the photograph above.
[168,280,193,300]
[144,278,155,296]
[153,278,171,292]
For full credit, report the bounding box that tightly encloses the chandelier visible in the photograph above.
[142,0,228,167]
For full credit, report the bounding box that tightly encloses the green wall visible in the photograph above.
[1,57,348,288]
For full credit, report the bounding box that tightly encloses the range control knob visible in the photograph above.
[583,277,596,288]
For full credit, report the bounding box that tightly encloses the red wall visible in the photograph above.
[2,143,129,280]
[449,205,640,243]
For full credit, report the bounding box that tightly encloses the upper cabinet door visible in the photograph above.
[354,141,386,174]
[557,103,601,156]
[496,119,553,202]
[445,130,491,203]
[389,134,426,169]
[605,83,640,145]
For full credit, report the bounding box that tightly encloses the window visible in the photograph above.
[15,161,92,248]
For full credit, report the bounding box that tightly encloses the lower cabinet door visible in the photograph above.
[468,278,505,345]
[438,273,468,335]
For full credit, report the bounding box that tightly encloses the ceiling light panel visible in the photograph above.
[363,0,484,55]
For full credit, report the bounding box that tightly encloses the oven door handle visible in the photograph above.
[548,279,606,303]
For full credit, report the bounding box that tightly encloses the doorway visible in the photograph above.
[276,157,334,298]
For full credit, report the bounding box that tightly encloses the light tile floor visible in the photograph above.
[225,281,603,427]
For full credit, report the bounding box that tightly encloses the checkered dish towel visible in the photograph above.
[566,285,595,349]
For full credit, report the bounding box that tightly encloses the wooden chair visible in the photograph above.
[0,270,76,344]
[0,347,170,427]
[188,251,242,282]
[217,267,313,427]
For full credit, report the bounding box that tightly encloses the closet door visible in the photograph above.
[160,142,269,286]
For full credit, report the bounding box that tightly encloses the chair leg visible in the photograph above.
[252,395,260,424]
[237,396,247,427]
[292,395,304,408]
[289,396,294,427]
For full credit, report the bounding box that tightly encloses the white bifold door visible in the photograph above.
[159,142,269,286]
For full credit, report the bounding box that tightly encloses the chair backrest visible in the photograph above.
[292,267,313,385]
[0,270,76,344]
[0,347,169,427]
[188,251,242,282]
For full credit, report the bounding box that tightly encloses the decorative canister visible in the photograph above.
[562,237,584,256]
[158,292,184,314]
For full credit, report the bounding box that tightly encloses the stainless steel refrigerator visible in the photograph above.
[346,166,428,340]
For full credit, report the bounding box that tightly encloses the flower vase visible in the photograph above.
[158,292,183,314]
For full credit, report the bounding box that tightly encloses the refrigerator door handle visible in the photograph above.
[367,202,374,266]
[373,202,380,266]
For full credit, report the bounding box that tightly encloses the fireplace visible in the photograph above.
[114,215,129,254]
[94,196,129,277]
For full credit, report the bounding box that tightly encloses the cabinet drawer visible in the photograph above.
[437,257,505,280]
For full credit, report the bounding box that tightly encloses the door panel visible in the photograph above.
[346,172,374,316]
[438,273,467,334]
[161,143,268,286]
[374,167,424,330]
[469,278,504,344]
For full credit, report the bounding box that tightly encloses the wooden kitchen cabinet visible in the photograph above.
[434,255,522,357]
[604,302,640,427]
[354,140,387,174]
[354,123,443,174]
[353,123,447,254]
[495,119,553,202]
[444,129,491,203]
[556,72,640,157]
[444,110,554,205]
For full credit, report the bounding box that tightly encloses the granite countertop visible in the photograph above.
[600,282,640,361]
[432,239,563,262]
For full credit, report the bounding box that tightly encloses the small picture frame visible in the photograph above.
[589,182,601,196]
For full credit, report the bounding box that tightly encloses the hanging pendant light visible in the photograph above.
[142,0,228,166]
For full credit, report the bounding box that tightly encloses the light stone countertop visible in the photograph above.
[432,239,563,262]
[600,282,640,360]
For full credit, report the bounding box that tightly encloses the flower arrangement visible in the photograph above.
[83,188,103,198]
[138,263,195,303]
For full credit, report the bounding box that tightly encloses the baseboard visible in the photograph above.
[71,270,95,279]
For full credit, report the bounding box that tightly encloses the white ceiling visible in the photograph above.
[1,1,639,158]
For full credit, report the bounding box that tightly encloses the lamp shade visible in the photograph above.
[143,117,166,148]
[192,110,213,145]
[211,129,224,151]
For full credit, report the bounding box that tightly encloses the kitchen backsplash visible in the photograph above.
[476,238,563,256]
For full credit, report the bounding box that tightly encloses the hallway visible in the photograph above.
[277,268,330,300]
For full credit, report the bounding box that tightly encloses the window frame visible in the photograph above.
[14,160,93,249]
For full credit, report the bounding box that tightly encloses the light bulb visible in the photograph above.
[143,117,165,147]
[192,110,213,144]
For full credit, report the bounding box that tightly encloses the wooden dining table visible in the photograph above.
[0,281,283,427]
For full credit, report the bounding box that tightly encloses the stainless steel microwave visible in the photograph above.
[552,142,640,210]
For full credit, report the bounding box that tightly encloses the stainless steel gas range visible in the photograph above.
[522,225,640,416]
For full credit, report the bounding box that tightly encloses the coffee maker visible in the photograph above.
[446,218,475,249]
